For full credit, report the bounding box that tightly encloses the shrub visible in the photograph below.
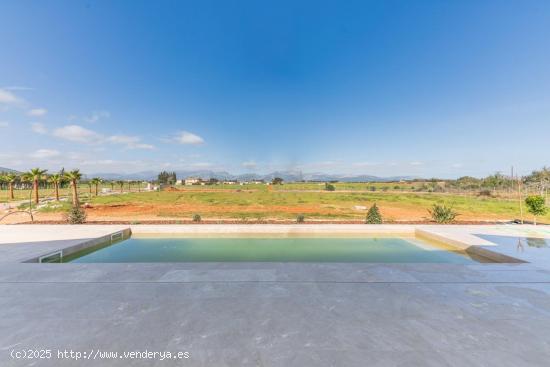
[478,189,494,197]
[325,183,335,191]
[428,204,458,223]
[525,195,547,225]
[192,214,202,222]
[66,205,86,224]
[296,214,305,223]
[365,203,382,224]
[369,186,376,191]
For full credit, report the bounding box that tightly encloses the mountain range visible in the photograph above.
[87,170,415,182]
[0,167,20,174]
[0,166,415,182]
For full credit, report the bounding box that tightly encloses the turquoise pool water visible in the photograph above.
[65,237,478,263]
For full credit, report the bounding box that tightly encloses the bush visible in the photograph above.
[428,204,458,223]
[66,205,86,224]
[296,214,305,223]
[325,183,335,191]
[369,186,376,191]
[525,195,547,225]
[192,214,202,222]
[478,189,494,197]
[365,203,382,224]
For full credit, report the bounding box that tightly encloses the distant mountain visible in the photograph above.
[0,167,19,174]
[87,169,416,182]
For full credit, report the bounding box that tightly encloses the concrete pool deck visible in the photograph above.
[1,224,550,366]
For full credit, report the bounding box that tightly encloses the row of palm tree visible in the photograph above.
[1,169,146,206]
[0,168,83,206]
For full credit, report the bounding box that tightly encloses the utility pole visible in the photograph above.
[517,172,524,224]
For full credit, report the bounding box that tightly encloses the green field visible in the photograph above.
[2,182,547,223]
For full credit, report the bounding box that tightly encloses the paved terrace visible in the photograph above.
[1,224,550,366]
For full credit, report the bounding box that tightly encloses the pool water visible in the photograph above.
[64,237,478,263]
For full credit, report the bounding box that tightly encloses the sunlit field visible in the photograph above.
[4,182,545,224]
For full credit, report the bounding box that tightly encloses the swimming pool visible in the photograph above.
[61,236,484,263]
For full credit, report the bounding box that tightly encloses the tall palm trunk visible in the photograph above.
[71,180,79,206]
[33,179,39,204]
[54,183,59,201]
[8,183,14,200]
[95,184,99,196]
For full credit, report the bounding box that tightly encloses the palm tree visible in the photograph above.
[0,175,6,199]
[64,170,82,206]
[26,168,47,204]
[5,174,19,199]
[116,180,124,193]
[48,173,63,201]
[90,178,102,196]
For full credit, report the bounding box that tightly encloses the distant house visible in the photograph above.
[251,179,265,184]
[175,179,183,185]
[223,180,239,185]
[185,177,202,185]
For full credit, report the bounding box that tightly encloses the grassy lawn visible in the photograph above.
[85,189,544,222]
[3,184,546,223]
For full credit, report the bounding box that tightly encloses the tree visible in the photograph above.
[525,195,547,225]
[90,178,102,196]
[158,171,177,185]
[325,183,336,191]
[272,177,284,185]
[3,173,17,200]
[0,175,4,192]
[48,173,63,201]
[365,203,382,224]
[116,180,124,193]
[26,168,47,204]
[64,170,82,206]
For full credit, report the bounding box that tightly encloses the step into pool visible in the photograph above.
[60,237,486,263]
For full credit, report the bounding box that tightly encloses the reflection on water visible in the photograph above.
[476,234,550,264]
[527,237,548,248]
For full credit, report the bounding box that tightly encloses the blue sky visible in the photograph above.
[0,0,549,178]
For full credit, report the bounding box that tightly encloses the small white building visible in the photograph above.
[185,177,202,185]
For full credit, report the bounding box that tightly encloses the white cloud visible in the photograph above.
[0,121,8,128]
[242,160,257,169]
[53,125,102,143]
[28,108,47,117]
[29,149,61,159]
[52,126,154,150]
[0,88,24,106]
[31,122,48,134]
[84,110,110,123]
[410,161,423,166]
[107,135,154,150]
[175,131,204,145]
